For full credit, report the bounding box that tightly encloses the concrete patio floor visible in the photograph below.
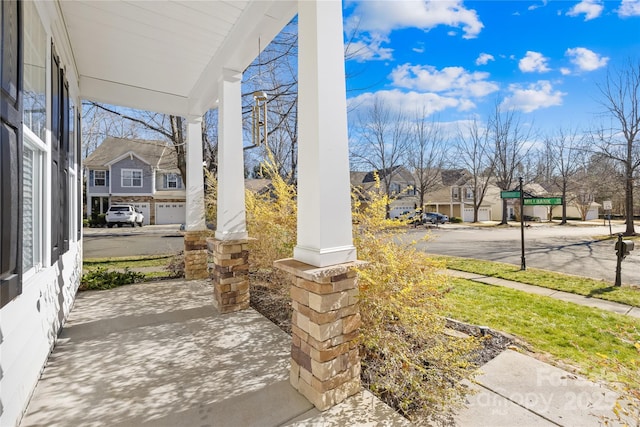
[19,279,409,427]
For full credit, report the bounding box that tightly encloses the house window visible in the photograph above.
[122,169,142,187]
[23,0,46,141]
[23,134,45,275]
[93,170,106,186]
[452,187,459,199]
[163,173,182,189]
[465,188,474,199]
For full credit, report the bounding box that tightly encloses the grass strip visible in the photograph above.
[432,254,640,308]
[444,278,639,385]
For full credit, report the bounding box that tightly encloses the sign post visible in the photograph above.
[519,177,526,271]
[603,200,612,235]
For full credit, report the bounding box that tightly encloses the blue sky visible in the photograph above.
[342,0,640,136]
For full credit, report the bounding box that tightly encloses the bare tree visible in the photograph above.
[543,128,585,224]
[351,98,410,217]
[489,102,535,224]
[592,58,640,235]
[81,102,140,158]
[455,118,495,222]
[406,111,446,213]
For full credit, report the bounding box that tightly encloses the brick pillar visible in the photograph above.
[208,238,250,313]
[274,258,363,411]
[184,231,209,280]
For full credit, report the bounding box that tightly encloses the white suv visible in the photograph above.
[105,205,144,228]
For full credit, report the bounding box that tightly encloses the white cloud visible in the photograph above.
[476,53,495,66]
[565,47,609,71]
[501,81,566,113]
[348,89,471,118]
[344,0,484,40]
[390,63,499,98]
[519,51,551,73]
[560,67,571,75]
[566,0,604,20]
[345,35,394,62]
[528,1,548,11]
[618,0,640,17]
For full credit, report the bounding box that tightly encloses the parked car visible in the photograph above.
[425,212,448,224]
[105,205,144,227]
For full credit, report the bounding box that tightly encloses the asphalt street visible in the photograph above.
[83,221,640,287]
[409,222,640,287]
[82,224,185,258]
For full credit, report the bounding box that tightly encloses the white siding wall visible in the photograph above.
[0,246,81,427]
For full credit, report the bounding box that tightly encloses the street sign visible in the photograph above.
[500,191,521,199]
[523,197,563,206]
[603,200,612,210]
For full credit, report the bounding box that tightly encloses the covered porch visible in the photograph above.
[66,0,361,414]
[18,279,407,426]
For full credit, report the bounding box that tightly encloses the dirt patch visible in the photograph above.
[250,280,523,366]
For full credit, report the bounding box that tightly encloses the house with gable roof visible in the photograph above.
[84,137,186,225]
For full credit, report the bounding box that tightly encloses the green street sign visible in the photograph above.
[500,191,521,199]
[523,197,563,206]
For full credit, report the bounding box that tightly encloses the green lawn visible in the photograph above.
[444,278,639,385]
[432,255,640,307]
[83,254,177,280]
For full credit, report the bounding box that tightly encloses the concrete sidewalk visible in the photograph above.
[446,269,640,318]
[19,279,409,427]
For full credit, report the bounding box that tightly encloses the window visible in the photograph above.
[23,132,45,274]
[452,187,459,199]
[22,0,46,141]
[93,170,106,186]
[465,187,474,199]
[122,169,142,187]
[163,173,182,189]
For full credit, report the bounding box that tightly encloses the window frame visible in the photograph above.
[121,168,143,188]
[22,126,46,278]
[93,170,106,186]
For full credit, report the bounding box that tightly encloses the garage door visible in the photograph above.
[463,207,491,222]
[131,203,150,225]
[156,203,185,225]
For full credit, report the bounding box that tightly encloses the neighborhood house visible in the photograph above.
[84,138,187,225]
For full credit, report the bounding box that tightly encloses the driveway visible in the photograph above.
[82,224,186,258]
[408,222,640,287]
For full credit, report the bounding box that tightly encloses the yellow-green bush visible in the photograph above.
[239,161,479,424]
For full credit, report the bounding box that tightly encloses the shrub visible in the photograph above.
[88,213,107,227]
[79,267,145,291]
[352,182,479,424]
[450,216,463,223]
[241,160,479,424]
[165,251,185,278]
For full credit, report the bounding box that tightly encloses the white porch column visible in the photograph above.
[185,117,206,231]
[215,68,248,241]
[294,0,356,268]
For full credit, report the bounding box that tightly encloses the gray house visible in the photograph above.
[84,138,186,225]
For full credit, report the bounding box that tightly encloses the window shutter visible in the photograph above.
[106,170,110,187]
[50,45,60,264]
[1,0,23,308]
[89,169,94,186]
[163,174,168,189]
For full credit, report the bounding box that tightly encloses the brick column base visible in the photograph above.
[184,231,209,280]
[208,238,250,314]
[274,258,364,411]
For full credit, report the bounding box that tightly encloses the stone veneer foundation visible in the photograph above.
[208,238,250,313]
[183,231,209,280]
[274,258,363,411]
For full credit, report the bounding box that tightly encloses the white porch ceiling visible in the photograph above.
[59,0,297,117]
